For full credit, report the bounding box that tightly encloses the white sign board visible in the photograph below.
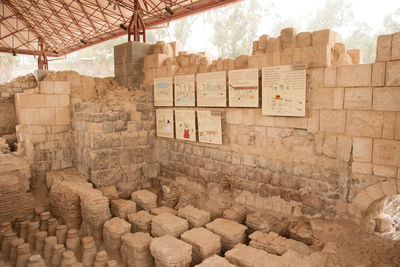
[154,77,173,106]
[156,109,174,138]
[197,71,226,107]
[175,110,196,142]
[262,65,306,116]
[197,110,222,145]
[229,68,259,107]
[174,74,195,106]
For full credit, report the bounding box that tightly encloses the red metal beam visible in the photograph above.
[1,0,243,57]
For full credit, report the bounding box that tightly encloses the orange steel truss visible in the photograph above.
[0,0,242,58]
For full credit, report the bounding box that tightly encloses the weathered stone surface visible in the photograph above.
[376,34,392,62]
[353,137,373,162]
[225,243,269,267]
[319,110,346,134]
[110,199,136,220]
[150,235,192,267]
[151,213,189,238]
[245,212,282,234]
[205,219,247,252]
[337,64,371,87]
[344,87,372,110]
[121,232,154,267]
[151,206,178,216]
[373,139,400,167]
[249,231,311,256]
[131,190,157,210]
[386,61,400,86]
[103,217,131,257]
[181,227,221,265]
[195,255,235,267]
[346,111,383,138]
[372,87,400,111]
[128,211,154,233]
[178,205,211,228]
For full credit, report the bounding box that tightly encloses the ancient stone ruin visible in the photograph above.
[0,28,399,266]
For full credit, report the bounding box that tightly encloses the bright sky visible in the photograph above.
[183,0,399,56]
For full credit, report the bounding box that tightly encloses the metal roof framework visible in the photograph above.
[0,0,242,57]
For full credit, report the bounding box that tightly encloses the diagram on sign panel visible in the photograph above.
[269,84,304,115]
[197,110,222,144]
[175,83,195,105]
[175,74,195,106]
[175,110,196,142]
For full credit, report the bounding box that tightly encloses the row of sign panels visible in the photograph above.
[154,65,307,117]
[154,69,258,108]
[156,109,222,145]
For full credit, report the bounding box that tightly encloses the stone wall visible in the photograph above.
[114,41,154,90]
[14,81,73,191]
[141,28,400,223]
[40,71,159,195]
[0,74,37,135]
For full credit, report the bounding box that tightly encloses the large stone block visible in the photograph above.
[372,62,385,87]
[337,64,372,87]
[248,54,267,70]
[55,108,70,125]
[392,33,400,60]
[151,213,189,238]
[181,227,221,265]
[373,165,398,178]
[128,211,154,233]
[352,162,372,175]
[196,255,235,267]
[346,111,383,138]
[310,88,333,109]
[280,28,297,49]
[150,235,192,267]
[312,29,337,47]
[91,168,122,187]
[296,32,312,48]
[344,87,372,110]
[111,199,137,220]
[39,108,56,125]
[382,112,396,139]
[353,137,372,162]
[205,218,247,252]
[376,34,392,62]
[373,139,400,167]
[131,190,157,210]
[319,110,346,134]
[177,205,211,228]
[373,87,400,111]
[103,217,131,257]
[386,61,400,86]
[323,67,336,88]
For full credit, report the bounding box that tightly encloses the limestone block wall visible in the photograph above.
[72,93,158,190]
[0,74,37,135]
[15,81,73,189]
[114,41,154,90]
[142,28,400,223]
[41,71,159,194]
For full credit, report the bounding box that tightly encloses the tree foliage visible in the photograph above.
[306,0,354,32]
[208,0,266,58]
[384,8,400,33]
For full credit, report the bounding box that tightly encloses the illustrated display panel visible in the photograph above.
[197,71,227,107]
[154,77,173,106]
[175,74,195,106]
[229,68,259,107]
[156,109,174,138]
[197,110,222,145]
[175,109,196,142]
[261,65,306,116]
